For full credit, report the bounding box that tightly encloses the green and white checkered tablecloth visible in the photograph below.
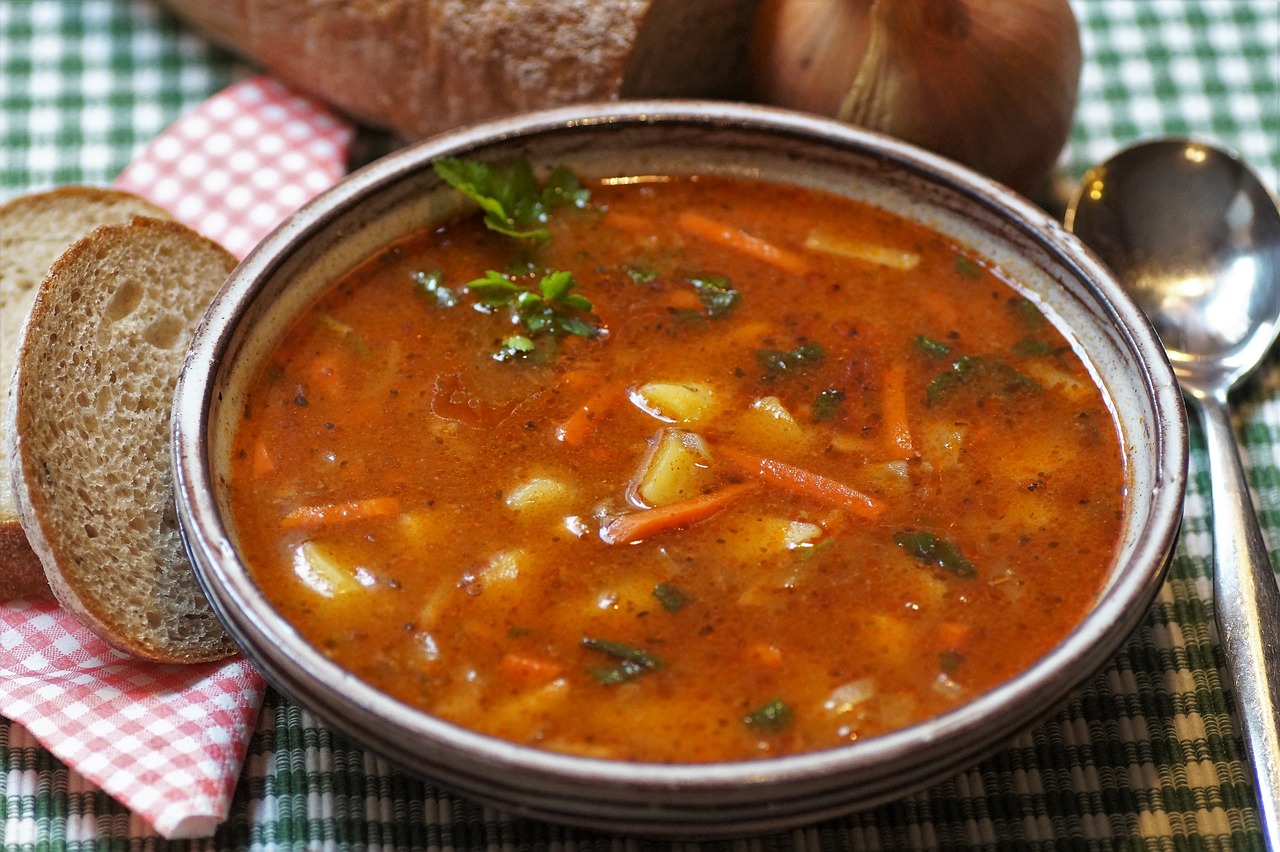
[2,1,1279,849]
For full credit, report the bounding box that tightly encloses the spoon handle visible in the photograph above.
[1198,395,1280,846]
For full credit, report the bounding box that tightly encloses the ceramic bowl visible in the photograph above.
[172,102,1188,836]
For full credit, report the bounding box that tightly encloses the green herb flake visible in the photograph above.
[432,156,589,243]
[412,269,459,308]
[925,355,1037,405]
[583,637,665,684]
[652,583,690,613]
[743,698,793,731]
[757,342,825,374]
[813,388,846,421]
[914,334,952,358]
[893,529,977,577]
[1008,296,1047,328]
[495,335,536,361]
[625,263,660,284]
[955,256,984,279]
[939,649,965,674]
[689,275,740,317]
[1012,338,1053,358]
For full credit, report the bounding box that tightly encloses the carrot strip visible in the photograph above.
[600,483,756,545]
[715,445,884,520]
[880,362,913,456]
[556,382,627,446]
[282,496,402,529]
[676,211,808,275]
[499,652,563,685]
[606,210,652,233]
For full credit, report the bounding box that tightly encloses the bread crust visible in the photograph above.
[0,187,171,600]
[157,0,758,139]
[7,217,238,662]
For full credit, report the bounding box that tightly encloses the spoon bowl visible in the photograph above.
[1067,137,1280,847]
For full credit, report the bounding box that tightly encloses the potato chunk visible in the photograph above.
[504,475,575,519]
[292,541,367,599]
[632,428,713,507]
[731,395,811,454]
[629,381,716,424]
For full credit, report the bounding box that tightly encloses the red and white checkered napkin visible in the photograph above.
[0,74,355,839]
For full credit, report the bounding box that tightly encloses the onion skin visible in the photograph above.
[748,0,873,116]
[748,0,1083,196]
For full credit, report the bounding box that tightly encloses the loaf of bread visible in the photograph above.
[7,217,238,662]
[0,187,170,601]
[157,0,760,140]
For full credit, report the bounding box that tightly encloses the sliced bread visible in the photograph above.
[7,216,238,662]
[0,187,171,600]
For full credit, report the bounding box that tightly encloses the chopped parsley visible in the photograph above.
[652,583,690,613]
[757,341,825,374]
[893,530,977,577]
[688,275,740,317]
[925,354,1037,405]
[582,637,665,684]
[412,269,459,308]
[955,256,984,279]
[1012,338,1054,358]
[813,388,846,421]
[743,698,793,731]
[914,334,952,358]
[433,156,589,242]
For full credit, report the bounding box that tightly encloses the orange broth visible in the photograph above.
[229,173,1125,762]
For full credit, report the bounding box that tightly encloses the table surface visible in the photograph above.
[2,1,1279,849]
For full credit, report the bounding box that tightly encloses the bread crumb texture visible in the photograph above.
[12,218,238,662]
[0,187,169,600]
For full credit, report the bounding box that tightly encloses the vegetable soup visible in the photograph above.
[228,162,1125,763]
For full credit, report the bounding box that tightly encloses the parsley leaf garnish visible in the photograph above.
[893,530,977,577]
[433,157,589,242]
[467,269,601,359]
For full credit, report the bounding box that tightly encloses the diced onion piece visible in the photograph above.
[824,678,877,715]
[784,521,823,550]
[632,428,713,508]
[629,381,717,424]
[803,230,921,270]
[292,541,365,598]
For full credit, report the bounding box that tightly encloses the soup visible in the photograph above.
[228,163,1125,763]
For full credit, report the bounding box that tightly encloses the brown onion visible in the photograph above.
[748,0,1082,196]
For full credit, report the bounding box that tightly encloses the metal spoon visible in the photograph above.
[1067,137,1280,846]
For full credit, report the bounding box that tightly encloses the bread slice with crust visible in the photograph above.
[0,187,171,600]
[7,216,238,662]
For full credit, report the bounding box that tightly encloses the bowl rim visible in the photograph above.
[173,99,1189,826]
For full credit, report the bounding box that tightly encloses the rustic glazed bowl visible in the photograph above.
[172,102,1187,836]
